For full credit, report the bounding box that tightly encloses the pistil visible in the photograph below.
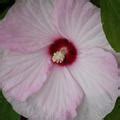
[49,38,77,66]
[52,48,67,63]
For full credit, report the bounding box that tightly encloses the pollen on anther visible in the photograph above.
[49,38,77,66]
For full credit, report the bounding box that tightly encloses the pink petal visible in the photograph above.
[55,1,108,50]
[75,98,104,120]
[68,48,119,120]
[0,49,51,101]
[3,66,84,120]
[116,53,120,67]
[0,0,59,53]
[0,49,4,88]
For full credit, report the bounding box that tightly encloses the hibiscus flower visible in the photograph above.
[0,0,119,120]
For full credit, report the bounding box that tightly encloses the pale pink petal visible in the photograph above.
[3,66,84,120]
[68,48,119,120]
[0,49,4,88]
[55,1,108,49]
[54,0,87,37]
[0,49,51,101]
[116,53,120,67]
[75,98,104,120]
[0,0,59,53]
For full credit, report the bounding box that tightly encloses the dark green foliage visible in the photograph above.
[101,0,120,52]
[0,0,15,19]
[91,0,100,7]
[0,91,20,120]
[105,98,120,120]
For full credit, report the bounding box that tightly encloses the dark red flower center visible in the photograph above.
[49,38,77,66]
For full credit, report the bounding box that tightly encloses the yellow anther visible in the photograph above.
[52,48,66,63]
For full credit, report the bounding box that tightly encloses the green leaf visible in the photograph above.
[0,0,15,12]
[0,0,15,4]
[0,91,20,120]
[0,0,9,4]
[0,0,15,20]
[101,0,120,52]
[0,9,8,20]
[91,0,100,7]
[104,98,120,120]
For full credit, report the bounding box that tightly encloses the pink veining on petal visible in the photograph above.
[0,50,51,101]
[23,66,84,120]
[0,0,59,53]
[54,0,108,50]
[69,48,119,119]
